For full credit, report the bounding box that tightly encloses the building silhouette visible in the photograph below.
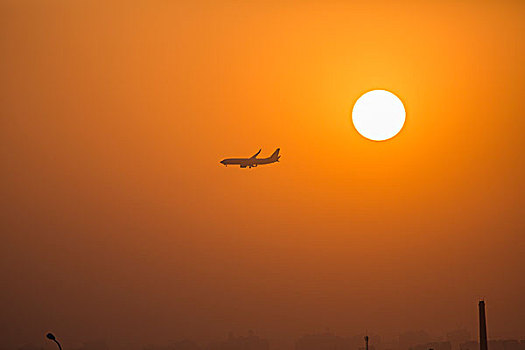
[447,330,471,350]
[295,332,382,350]
[73,341,110,350]
[462,340,525,350]
[144,339,201,350]
[460,341,479,350]
[207,332,268,350]
[398,331,432,350]
[295,332,350,350]
[410,341,452,350]
[487,340,524,350]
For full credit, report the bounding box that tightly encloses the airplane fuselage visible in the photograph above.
[220,149,280,168]
[221,157,276,168]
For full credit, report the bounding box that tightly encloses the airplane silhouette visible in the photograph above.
[220,148,280,168]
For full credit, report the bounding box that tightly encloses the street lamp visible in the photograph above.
[46,333,63,350]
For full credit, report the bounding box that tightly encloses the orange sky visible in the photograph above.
[1,0,524,348]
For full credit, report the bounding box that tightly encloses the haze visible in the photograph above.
[1,1,524,349]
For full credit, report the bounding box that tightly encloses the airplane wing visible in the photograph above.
[250,149,262,159]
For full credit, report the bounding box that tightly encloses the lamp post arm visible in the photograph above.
[53,339,62,350]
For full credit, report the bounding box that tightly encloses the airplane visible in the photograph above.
[220,148,280,168]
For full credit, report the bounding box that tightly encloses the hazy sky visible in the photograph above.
[1,0,524,349]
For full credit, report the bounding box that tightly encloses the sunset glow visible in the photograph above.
[1,0,525,348]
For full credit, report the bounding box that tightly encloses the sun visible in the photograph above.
[352,90,406,141]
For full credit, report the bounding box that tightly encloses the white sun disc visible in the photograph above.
[352,90,406,141]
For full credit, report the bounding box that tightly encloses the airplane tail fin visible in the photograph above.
[271,148,280,160]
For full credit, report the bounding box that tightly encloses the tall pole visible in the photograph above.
[479,301,488,350]
[46,333,63,350]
